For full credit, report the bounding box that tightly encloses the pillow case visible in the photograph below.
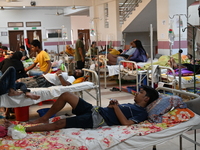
[72,75,89,84]
[146,94,187,123]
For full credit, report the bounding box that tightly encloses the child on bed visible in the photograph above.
[15,85,159,132]
[25,40,52,76]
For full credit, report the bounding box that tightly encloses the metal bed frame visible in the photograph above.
[156,87,200,150]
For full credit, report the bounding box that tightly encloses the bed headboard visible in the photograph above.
[82,68,99,86]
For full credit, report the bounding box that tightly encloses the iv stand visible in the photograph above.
[169,14,189,90]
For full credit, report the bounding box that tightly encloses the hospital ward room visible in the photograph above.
[0,36,200,150]
[1,0,200,149]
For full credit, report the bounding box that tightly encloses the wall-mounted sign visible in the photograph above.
[32,27,37,29]
[14,27,19,30]
[1,32,7,36]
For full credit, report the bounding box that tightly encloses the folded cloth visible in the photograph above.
[107,65,124,76]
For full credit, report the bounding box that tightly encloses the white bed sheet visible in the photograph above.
[107,65,124,76]
[108,114,200,150]
[161,74,200,88]
[0,81,96,108]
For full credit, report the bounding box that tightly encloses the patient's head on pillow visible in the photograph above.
[141,85,159,105]
[73,69,84,79]
[146,94,187,123]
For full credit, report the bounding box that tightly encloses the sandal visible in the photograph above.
[110,87,119,91]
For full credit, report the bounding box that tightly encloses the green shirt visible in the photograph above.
[75,39,85,61]
[91,47,98,56]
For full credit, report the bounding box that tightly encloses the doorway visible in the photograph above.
[27,30,42,58]
[78,29,90,52]
[8,31,24,51]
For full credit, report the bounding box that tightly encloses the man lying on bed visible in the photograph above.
[17,69,84,88]
[17,85,159,132]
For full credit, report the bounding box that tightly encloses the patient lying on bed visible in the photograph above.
[11,85,159,132]
[17,69,84,88]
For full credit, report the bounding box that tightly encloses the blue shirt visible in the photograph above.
[99,103,147,126]
[129,48,148,62]
[125,47,136,56]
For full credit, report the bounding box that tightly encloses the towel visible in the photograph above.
[151,65,161,83]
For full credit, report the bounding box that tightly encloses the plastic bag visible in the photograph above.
[7,124,27,139]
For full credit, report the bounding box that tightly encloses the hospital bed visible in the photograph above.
[146,65,176,88]
[0,68,101,108]
[147,65,200,89]
[94,54,158,89]
[161,71,200,89]
[118,60,148,92]
[0,87,200,150]
[96,59,149,89]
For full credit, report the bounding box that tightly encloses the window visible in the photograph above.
[26,22,41,27]
[104,3,109,28]
[8,22,23,27]
[46,29,62,38]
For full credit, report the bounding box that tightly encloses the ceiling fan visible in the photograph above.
[46,9,65,16]
[46,12,64,16]
[54,11,65,16]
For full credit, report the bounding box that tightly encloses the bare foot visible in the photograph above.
[25,92,40,100]
[8,89,23,96]
[28,117,49,124]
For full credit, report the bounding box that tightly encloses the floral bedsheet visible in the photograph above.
[0,108,194,150]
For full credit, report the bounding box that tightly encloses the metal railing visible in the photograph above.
[119,0,142,25]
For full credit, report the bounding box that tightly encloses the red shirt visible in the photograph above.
[0,56,5,62]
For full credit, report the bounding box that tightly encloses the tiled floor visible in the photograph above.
[27,77,200,150]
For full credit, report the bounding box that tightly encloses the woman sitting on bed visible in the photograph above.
[0,51,28,80]
[5,86,159,132]
[126,40,148,62]
[106,40,148,65]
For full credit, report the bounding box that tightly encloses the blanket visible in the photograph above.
[142,53,190,70]
[0,108,194,150]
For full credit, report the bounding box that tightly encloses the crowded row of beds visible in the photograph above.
[1,86,200,149]
[1,48,200,149]
[95,52,200,91]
